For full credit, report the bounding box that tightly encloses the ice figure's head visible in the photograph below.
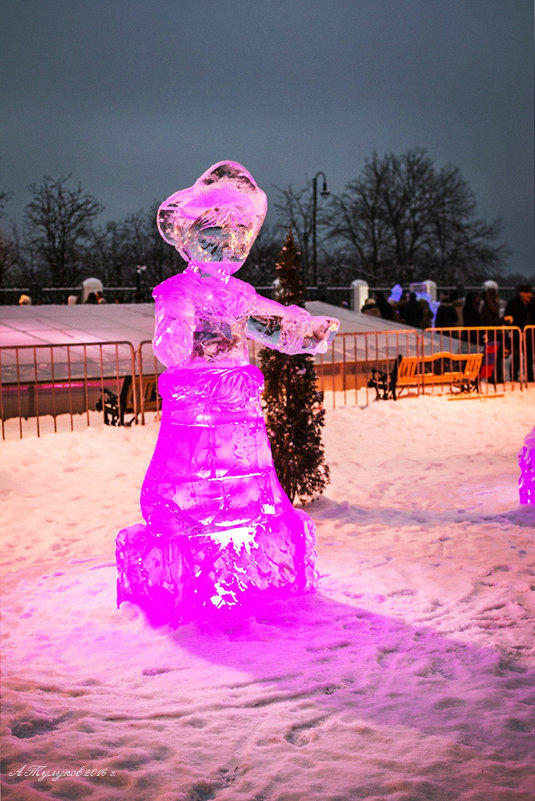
[157,161,267,272]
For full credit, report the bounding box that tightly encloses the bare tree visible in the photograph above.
[240,222,283,286]
[23,175,103,286]
[0,188,12,220]
[0,224,20,287]
[121,203,184,287]
[89,220,131,287]
[274,183,313,280]
[88,203,184,292]
[0,183,15,286]
[327,149,508,285]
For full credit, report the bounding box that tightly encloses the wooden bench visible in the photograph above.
[395,352,483,396]
[96,375,160,425]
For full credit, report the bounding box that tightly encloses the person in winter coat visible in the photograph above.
[403,292,423,328]
[480,286,510,381]
[462,291,482,344]
[419,297,433,329]
[374,291,394,320]
[463,292,482,327]
[452,292,464,327]
[434,293,458,328]
[361,298,382,318]
[504,285,535,381]
[480,286,501,327]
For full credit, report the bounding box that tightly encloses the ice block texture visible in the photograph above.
[157,161,267,266]
[116,161,339,623]
[518,427,535,505]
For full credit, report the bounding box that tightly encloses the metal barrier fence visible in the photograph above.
[0,286,143,305]
[138,340,164,424]
[296,328,420,408]
[0,341,137,439]
[1,328,533,439]
[420,326,524,393]
[2,285,523,307]
[524,325,535,388]
[137,329,420,417]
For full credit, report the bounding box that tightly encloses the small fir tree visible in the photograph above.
[260,229,330,503]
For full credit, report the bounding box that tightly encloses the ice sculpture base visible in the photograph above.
[116,513,317,625]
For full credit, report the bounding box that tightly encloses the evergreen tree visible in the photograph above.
[260,229,330,503]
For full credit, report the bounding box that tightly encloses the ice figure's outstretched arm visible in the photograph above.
[247,292,339,355]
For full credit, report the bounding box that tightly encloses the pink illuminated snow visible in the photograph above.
[1,392,534,799]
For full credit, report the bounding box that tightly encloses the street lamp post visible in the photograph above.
[312,171,329,287]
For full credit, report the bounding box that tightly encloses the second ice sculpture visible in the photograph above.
[519,427,535,506]
[116,161,339,623]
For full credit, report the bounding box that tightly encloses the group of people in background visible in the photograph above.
[17,290,146,305]
[361,290,434,329]
[361,283,534,382]
[361,283,534,333]
[445,283,534,336]
[81,290,107,304]
[14,278,535,382]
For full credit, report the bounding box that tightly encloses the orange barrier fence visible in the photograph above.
[137,340,164,424]
[524,326,535,389]
[248,329,421,407]
[420,326,524,394]
[1,327,533,439]
[314,329,421,407]
[0,341,137,439]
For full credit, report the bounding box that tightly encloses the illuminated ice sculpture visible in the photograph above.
[116,161,339,623]
[518,427,535,505]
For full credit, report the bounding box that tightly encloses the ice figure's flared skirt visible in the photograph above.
[116,365,317,624]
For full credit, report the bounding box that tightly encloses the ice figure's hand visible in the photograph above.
[300,316,340,354]
[279,309,338,354]
[277,305,310,353]
[247,294,339,355]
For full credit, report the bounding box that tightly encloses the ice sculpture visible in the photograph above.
[518,427,535,505]
[116,161,339,623]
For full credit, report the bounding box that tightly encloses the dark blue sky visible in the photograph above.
[1,0,533,276]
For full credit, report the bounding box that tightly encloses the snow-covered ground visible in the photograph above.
[1,391,535,801]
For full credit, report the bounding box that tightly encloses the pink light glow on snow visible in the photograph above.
[3,391,535,799]
[116,161,339,624]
